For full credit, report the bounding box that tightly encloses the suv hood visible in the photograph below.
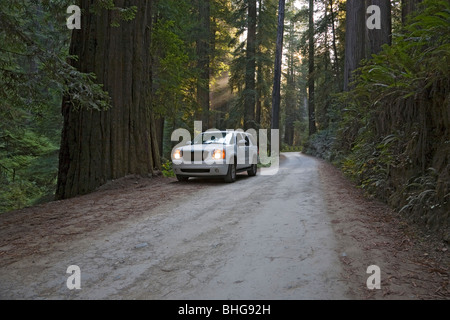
[179,143,226,152]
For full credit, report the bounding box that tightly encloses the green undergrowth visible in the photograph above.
[306,0,450,240]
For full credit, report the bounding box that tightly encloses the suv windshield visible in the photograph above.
[192,132,234,145]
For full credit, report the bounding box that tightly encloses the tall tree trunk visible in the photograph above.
[284,74,295,145]
[255,0,263,128]
[197,0,211,131]
[402,0,423,24]
[210,15,217,128]
[244,0,257,130]
[329,0,339,77]
[366,0,391,56]
[156,116,164,156]
[56,0,160,200]
[308,0,317,135]
[271,0,285,131]
[284,19,296,145]
[322,3,330,129]
[256,70,262,127]
[343,0,366,92]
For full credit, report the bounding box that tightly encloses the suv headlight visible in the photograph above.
[173,149,182,160]
[212,149,225,160]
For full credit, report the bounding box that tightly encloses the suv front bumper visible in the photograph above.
[172,162,229,177]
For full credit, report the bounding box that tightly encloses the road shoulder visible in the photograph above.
[317,158,449,299]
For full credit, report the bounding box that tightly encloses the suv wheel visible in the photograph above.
[247,163,257,177]
[224,162,236,183]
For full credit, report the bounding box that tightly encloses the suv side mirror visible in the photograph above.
[238,139,246,146]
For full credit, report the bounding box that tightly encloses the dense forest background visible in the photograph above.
[0,0,448,238]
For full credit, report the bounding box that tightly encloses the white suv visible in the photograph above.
[172,130,258,183]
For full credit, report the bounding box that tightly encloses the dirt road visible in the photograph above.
[0,153,448,299]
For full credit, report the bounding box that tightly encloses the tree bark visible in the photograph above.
[244,0,257,130]
[366,0,391,56]
[56,0,160,200]
[197,0,211,131]
[402,0,423,24]
[284,18,296,145]
[308,0,317,135]
[329,0,339,77]
[271,0,285,131]
[255,0,263,128]
[343,0,366,92]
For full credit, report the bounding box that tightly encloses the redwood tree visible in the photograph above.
[56,0,161,199]
[244,0,257,130]
[343,0,366,92]
[307,0,317,135]
[197,0,211,130]
[402,0,423,24]
[271,0,285,131]
[366,0,392,56]
[344,0,392,91]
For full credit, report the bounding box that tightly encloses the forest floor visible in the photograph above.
[0,153,448,300]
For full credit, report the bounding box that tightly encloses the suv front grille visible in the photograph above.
[182,151,208,162]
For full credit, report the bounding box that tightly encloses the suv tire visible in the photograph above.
[224,162,236,183]
[247,163,257,176]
